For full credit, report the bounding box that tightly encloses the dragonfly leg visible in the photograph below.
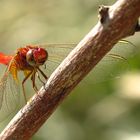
[37,67,48,80]
[36,71,45,85]
[31,70,38,93]
[31,70,46,100]
[37,67,48,91]
[22,71,32,103]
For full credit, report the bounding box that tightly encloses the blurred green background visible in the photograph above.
[0,0,140,140]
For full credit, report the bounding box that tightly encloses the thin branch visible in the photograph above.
[0,0,140,139]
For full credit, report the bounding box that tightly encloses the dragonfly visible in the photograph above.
[0,44,73,121]
[0,41,135,121]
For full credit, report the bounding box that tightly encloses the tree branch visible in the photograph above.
[0,0,140,139]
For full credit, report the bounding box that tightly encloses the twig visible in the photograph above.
[0,0,140,139]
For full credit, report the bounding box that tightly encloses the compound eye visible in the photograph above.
[26,49,36,66]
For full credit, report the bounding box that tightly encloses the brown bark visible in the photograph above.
[0,0,140,139]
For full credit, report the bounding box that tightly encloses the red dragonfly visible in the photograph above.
[0,44,73,120]
[0,46,49,101]
[0,41,135,121]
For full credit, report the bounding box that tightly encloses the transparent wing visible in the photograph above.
[40,44,75,76]
[0,42,132,121]
[86,41,136,84]
[0,68,20,121]
[39,41,135,83]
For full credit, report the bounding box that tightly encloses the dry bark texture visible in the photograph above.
[0,0,140,139]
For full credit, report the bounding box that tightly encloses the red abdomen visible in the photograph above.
[0,52,13,65]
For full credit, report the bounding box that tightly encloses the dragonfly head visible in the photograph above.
[26,47,48,67]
